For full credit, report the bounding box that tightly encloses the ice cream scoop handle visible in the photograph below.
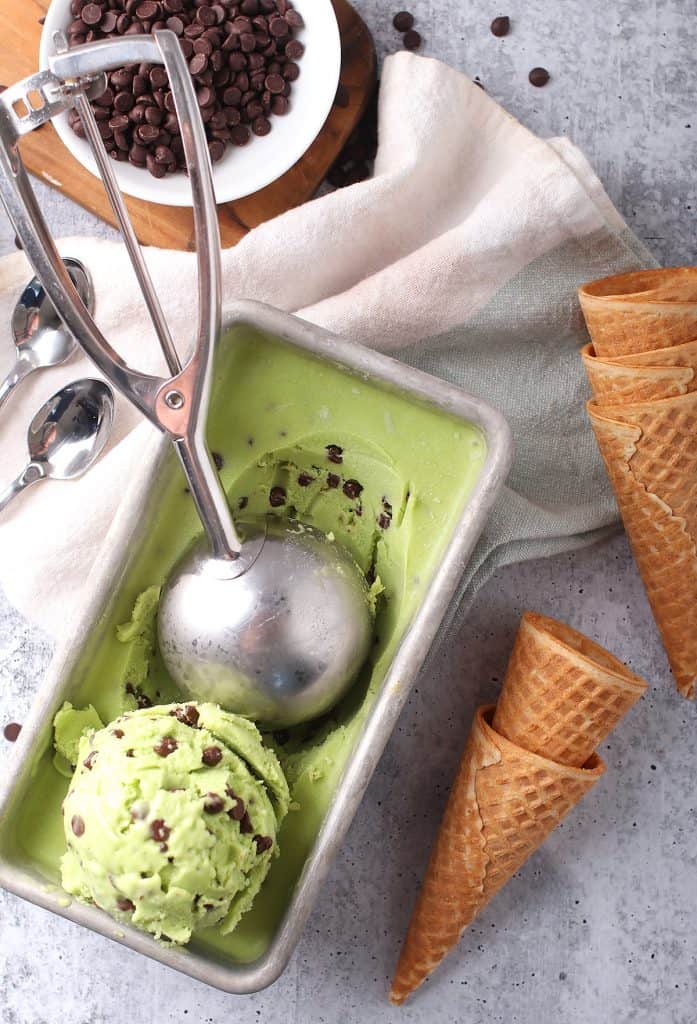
[174,436,241,558]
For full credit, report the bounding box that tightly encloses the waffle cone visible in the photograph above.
[581,343,697,403]
[579,268,697,357]
[588,392,697,697]
[492,612,646,766]
[389,705,605,1006]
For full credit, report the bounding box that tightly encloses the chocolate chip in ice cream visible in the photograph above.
[212,451,225,471]
[171,705,200,728]
[325,444,344,464]
[112,728,125,738]
[269,485,287,507]
[83,751,97,770]
[202,745,223,766]
[116,897,135,912]
[226,787,246,820]
[154,736,178,758]
[71,815,85,837]
[149,819,171,843]
[327,472,340,489]
[297,472,315,487]
[343,479,363,499]
[204,793,225,814]
[239,810,254,834]
[253,834,273,854]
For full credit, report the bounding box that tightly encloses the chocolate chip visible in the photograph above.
[392,10,414,31]
[171,704,200,728]
[126,749,134,757]
[3,722,21,742]
[81,3,103,26]
[115,897,135,913]
[285,38,304,60]
[269,486,287,507]
[239,811,254,834]
[327,472,340,488]
[253,834,273,854]
[212,451,225,470]
[83,751,97,770]
[153,736,178,757]
[71,815,85,837]
[112,728,125,739]
[490,15,510,36]
[403,29,421,50]
[237,495,249,510]
[226,788,246,820]
[325,444,343,464]
[204,793,225,813]
[202,745,223,766]
[343,479,363,499]
[149,819,171,842]
[529,66,550,87]
[298,472,315,487]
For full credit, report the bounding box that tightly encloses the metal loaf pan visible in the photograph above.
[0,301,513,993]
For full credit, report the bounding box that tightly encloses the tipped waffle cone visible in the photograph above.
[492,612,646,767]
[579,268,697,357]
[588,391,697,697]
[581,342,697,404]
[389,705,605,1006]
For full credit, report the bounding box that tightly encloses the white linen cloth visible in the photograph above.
[0,52,653,637]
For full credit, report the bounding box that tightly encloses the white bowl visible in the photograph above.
[39,0,340,207]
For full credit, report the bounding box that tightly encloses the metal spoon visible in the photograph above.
[0,378,113,513]
[0,258,93,413]
[0,31,373,729]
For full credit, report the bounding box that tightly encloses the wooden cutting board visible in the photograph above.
[0,0,375,249]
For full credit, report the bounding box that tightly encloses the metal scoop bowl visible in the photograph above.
[0,31,373,728]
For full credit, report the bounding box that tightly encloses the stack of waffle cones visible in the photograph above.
[579,268,697,699]
[389,612,646,1006]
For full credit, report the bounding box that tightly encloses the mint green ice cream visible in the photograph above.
[59,702,289,944]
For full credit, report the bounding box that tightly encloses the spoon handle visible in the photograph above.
[0,462,44,513]
[0,358,33,414]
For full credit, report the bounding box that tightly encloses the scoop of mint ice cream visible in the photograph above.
[60,702,289,944]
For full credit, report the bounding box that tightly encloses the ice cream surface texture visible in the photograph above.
[13,326,487,961]
[59,702,289,944]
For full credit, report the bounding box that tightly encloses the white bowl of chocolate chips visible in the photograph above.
[40,0,341,206]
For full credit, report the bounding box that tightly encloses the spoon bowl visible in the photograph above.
[0,378,114,513]
[158,517,374,729]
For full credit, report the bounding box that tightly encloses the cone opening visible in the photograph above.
[520,614,647,695]
[579,268,697,305]
[480,705,606,778]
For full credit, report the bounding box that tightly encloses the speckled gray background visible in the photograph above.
[1,2,696,1022]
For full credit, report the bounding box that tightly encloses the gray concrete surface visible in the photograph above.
[1,2,696,1022]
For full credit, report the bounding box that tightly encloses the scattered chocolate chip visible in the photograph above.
[202,745,223,766]
[3,722,21,742]
[149,819,171,843]
[327,472,340,489]
[325,444,343,464]
[343,479,363,499]
[403,29,421,50]
[83,751,97,770]
[126,749,134,757]
[112,728,125,738]
[297,472,315,487]
[204,793,225,813]
[253,834,273,854]
[116,897,135,912]
[171,705,200,728]
[237,495,249,510]
[528,66,550,87]
[239,810,254,834]
[269,485,287,507]
[392,10,414,31]
[212,451,225,470]
[71,815,85,837]
[490,15,510,36]
[378,513,391,529]
[125,682,153,709]
[153,736,178,758]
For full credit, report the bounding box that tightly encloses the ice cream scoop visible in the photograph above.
[0,31,373,728]
[60,701,289,944]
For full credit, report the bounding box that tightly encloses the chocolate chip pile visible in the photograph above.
[65,0,305,177]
